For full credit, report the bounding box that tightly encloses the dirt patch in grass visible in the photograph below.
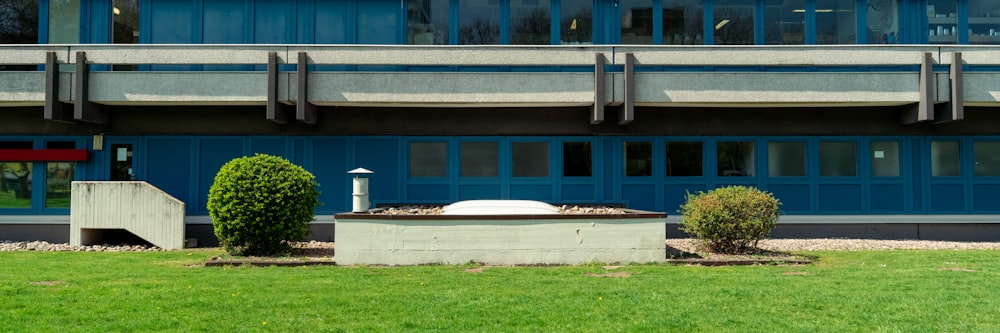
[939,267,978,272]
[783,271,810,276]
[587,272,632,278]
[464,267,487,274]
[29,280,66,286]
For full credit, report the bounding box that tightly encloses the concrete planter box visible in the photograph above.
[334,211,666,265]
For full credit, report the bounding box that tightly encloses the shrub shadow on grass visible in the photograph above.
[665,240,815,266]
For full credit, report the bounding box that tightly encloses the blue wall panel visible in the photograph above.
[203,0,250,71]
[510,185,552,201]
[664,184,706,214]
[311,139,348,213]
[622,184,655,211]
[196,138,244,213]
[357,0,400,44]
[973,184,1000,212]
[250,138,286,157]
[254,1,292,43]
[930,184,965,211]
[561,184,595,202]
[149,1,195,43]
[459,185,501,200]
[818,184,862,212]
[870,184,905,212]
[768,184,811,213]
[146,139,192,212]
[355,139,399,202]
[407,184,450,202]
[312,0,352,43]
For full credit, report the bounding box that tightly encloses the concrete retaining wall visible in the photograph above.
[70,181,185,249]
[334,214,666,265]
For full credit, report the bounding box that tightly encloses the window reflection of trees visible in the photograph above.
[0,0,38,71]
[511,7,550,45]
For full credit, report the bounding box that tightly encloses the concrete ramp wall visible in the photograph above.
[70,181,185,250]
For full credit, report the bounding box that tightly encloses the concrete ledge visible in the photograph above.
[0,72,45,106]
[635,72,918,105]
[305,72,595,106]
[89,72,270,105]
[334,214,666,265]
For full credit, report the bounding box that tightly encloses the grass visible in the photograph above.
[2,249,999,332]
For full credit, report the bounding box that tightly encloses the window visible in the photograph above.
[969,2,1000,45]
[871,141,900,177]
[820,142,857,176]
[45,141,75,208]
[408,0,449,45]
[815,0,856,44]
[768,142,806,177]
[663,0,704,45]
[561,0,592,44]
[112,0,139,44]
[0,141,33,208]
[461,142,498,177]
[409,142,448,177]
[666,142,702,176]
[974,141,1000,176]
[625,142,652,177]
[563,142,592,177]
[763,0,804,45]
[931,140,960,177]
[49,0,80,44]
[459,0,500,45]
[866,0,899,44]
[512,142,549,177]
[621,0,654,44]
[717,141,754,177]
[0,0,38,71]
[511,0,551,45]
[714,0,755,45]
[927,0,958,44]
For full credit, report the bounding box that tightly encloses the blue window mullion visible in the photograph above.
[703,0,714,45]
[957,0,969,44]
[805,0,816,44]
[449,0,459,45]
[500,0,510,45]
[652,0,663,44]
[856,0,868,44]
[754,0,764,45]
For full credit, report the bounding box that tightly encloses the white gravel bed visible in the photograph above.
[667,238,1000,252]
[0,240,162,252]
[371,205,629,215]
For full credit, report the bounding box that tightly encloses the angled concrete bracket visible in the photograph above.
[620,52,634,125]
[296,52,317,124]
[934,52,964,124]
[266,52,290,124]
[902,52,934,124]
[592,53,605,124]
[44,52,74,124]
[73,52,107,124]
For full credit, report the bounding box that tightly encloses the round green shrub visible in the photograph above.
[208,154,320,256]
[678,186,781,254]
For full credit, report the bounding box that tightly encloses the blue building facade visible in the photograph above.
[3,0,1000,242]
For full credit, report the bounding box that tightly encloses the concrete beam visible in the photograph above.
[0,72,45,106]
[294,46,614,66]
[305,72,595,106]
[73,52,107,124]
[620,53,634,125]
[592,53,605,124]
[296,52,317,124]
[266,52,289,124]
[44,52,74,123]
[617,46,939,66]
[87,72,268,105]
[901,52,935,125]
[68,45,285,65]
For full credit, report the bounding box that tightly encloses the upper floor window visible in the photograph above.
[764,0,804,45]
[408,0,449,45]
[459,0,500,45]
[815,0,856,44]
[561,0,593,44]
[511,0,551,45]
[714,0,755,45]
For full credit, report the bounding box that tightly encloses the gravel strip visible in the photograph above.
[5,239,999,253]
[667,238,1000,253]
[371,205,629,215]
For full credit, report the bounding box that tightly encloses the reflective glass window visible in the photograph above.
[409,142,448,177]
[820,142,857,176]
[0,141,33,208]
[974,141,1000,176]
[561,0,592,44]
[768,141,806,177]
[511,0,551,44]
[714,0,754,45]
[931,141,960,177]
[763,0,804,45]
[866,0,899,44]
[927,0,958,44]
[717,141,755,177]
[969,1,1000,45]
[816,0,856,44]
[408,0,449,45]
[512,142,549,177]
[625,142,652,177]
[563,142,592,177]
[663,0,704,45]
[621,0,654,44]
[45,141,74,208]
[49,0,80,44]
[666,142,702,177]
[871,141,900,177]
[459,0,500,45]
[112,0,139,44]
[0,0,38,71]
[461,142,498,177]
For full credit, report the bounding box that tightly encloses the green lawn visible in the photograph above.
[2,249,999,332]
